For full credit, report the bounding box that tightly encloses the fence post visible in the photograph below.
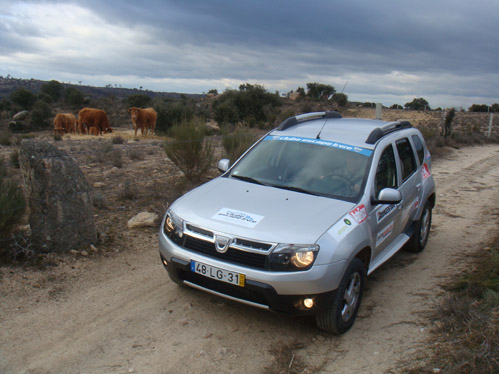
[376,103,382,120]
[488,113,493,138]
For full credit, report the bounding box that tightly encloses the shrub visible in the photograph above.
[443,108,456,138]
[119,179,138,200]
[222,128,257,162]
[40,80,63,102]
[306,82,335,100]
[64,87,85,107]
[30,100,52,130]
[164,118,214,182]
[93,142,114,163]
[128,148,144,161]
[111,136,124,144]
[404,97,430,111]
[154,98,195,134]
[92,191,107,209]
[0,131,11,146]
[111,149,123,168]
[0,159,26,237]
[53,134,62,141]
[10,88,37,110]
[212,84,282,125]
[9,150,19,169]
[124,94,152,108]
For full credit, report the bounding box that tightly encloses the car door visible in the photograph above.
[394,137,422,233]
[370,143,403,260]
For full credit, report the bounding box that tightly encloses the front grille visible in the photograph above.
[180,270,269,306]
[183,235,267,269]
[233,238,272,251]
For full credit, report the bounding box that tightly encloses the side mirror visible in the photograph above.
[372,188,401,205]
[217,159,230,173]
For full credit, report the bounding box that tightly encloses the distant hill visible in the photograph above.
[0,76,203,100]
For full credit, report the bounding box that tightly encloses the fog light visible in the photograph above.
[162,259,168,267]
[303,298,314,309]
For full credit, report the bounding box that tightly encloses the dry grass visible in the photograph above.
[404,234,499,374]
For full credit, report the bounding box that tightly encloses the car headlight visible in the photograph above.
[269,244,319,271]
[163,209,184,243]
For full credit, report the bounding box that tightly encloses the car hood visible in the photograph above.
[171,177,355,244]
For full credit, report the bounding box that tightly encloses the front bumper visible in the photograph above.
[159,229,345,315]
[161,255,336,315]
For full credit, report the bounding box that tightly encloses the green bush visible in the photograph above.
[222,128,257,162]
[111,149,123,168]
[212,84,281,126]
[124,94,152,108]
[154,98,195,134]
[10,88,37,110]
[164,118,213,182]
[0,159,26,237]
[40,80,63,102]
[64,87,85,107]
[30,101,52,130]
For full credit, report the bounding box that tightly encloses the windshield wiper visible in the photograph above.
[272,185,319,196]
[231,174,267,186]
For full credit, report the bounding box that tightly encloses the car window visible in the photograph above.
[375,145,398,197]
[396,138,417,182]
[411,135,424,165]
[229,136,372,200]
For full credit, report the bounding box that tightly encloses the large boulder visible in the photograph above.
[19,140,96,252]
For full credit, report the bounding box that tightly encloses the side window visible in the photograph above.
[375,145,398,197]
[411,135,424,165]
[396,138,417,182]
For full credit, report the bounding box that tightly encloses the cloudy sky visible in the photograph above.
[1,0,498,108]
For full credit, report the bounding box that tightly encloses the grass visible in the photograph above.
[405,233,499,373]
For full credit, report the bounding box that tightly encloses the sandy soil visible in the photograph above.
[0,136,498,374]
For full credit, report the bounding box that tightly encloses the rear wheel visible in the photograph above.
[316,258,365,335]
[406,201,432,253]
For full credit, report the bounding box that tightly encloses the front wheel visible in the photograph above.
[406,201,432,253]
[315,258,365,335]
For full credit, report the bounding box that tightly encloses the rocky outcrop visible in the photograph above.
[19,139,96,252]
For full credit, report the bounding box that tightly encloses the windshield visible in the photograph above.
[228,135,372,200]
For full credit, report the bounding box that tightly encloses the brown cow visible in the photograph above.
[53,113,76,135]
[77,108,112,135]
[128,107,157,136]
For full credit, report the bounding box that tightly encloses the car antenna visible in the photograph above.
[316,120,327,139]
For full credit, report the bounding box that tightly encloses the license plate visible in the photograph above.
[191,261,245,287]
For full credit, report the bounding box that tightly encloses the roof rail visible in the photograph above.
[365,120,412,144]
[277,111,342,131]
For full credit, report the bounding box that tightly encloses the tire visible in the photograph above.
[406,201,432,253]
[316,258,365,335]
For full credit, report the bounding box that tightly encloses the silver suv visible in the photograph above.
[159,112,436,334]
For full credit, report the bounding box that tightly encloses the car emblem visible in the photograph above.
[215,235,231,253]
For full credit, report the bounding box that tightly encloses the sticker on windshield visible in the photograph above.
[265,136,373,157]
[213,208,264,228]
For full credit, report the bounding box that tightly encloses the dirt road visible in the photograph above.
[1,144,498,374]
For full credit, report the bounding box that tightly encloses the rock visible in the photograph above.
[8,121,30,133]
[93,182,105,188]
[127,212,159,229]
[13,110,29,121]
[216,347,228,357]
[205,120,220,132]
[19,140,97,252]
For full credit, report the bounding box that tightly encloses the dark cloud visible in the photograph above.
[1,0,498,107]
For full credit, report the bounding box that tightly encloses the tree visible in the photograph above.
[468,104,489,112]
[30,101,52,130]
[40,80,63,102]
[491,103,499,113]
[306,83,335,100]
[154,98,195,134]
[333,93,348,107]
[390,104,403,109]
[64,87,85,107]
[443,108,455,138]
[10,88,37,110]
[124,94,152,108]
[404,98,430,111]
